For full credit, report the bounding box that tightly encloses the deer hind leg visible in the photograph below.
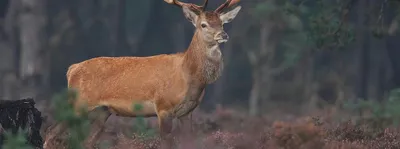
[43,122,69,149]
[84,105,112,149]
[43,101,91,148]
[157,110,174,149]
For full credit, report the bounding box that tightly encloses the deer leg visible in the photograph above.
[176,114,197,148]
[84,106,111,149]
[180,89,203,134]
[178,115,193,135]
[173,85,205,118]
[43,122,69,149]
[157,110,174,149]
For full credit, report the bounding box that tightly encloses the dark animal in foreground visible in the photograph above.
[0,98,43,148]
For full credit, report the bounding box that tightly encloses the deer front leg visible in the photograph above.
[173,84,205,118]
[178,89,204,135]
[173,86,204,137]
[172,85,204,147]
[157,110,174,149]
[176,114,197,148]
[178,113,193,133]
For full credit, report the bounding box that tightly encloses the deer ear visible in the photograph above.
[182,6,198,27]
[220,6,241,24]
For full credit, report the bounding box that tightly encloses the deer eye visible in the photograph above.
[201,23,207,28]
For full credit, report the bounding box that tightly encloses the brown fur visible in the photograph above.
[67,30,216,117]
[44,2,240,148]
[60,29,218,148]
[203,12,222,28]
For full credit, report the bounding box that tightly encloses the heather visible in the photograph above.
[1,0,400,149]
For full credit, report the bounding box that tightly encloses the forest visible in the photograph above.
[1,0,400,148]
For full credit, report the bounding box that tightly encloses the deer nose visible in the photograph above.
[215,31,229,43]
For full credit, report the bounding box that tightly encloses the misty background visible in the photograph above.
[0,0,399,117]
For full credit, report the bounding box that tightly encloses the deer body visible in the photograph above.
[67,55,189,117]
[45,1,241,148]
[67,30,223,117]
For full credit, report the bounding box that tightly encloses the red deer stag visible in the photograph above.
[44,0,241,148]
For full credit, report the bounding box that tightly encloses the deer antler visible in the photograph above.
[164,0,209,12]
[215,0,240,13]
[201,0,209,11]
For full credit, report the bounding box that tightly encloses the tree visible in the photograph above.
[18,0,49,99]
[0,0,18,101]
[244,0,305,116]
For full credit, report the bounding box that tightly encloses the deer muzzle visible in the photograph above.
[215,31,229,43]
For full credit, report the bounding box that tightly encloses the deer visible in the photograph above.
[43,0,242,148]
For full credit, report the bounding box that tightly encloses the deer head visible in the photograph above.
[165,0,241,44]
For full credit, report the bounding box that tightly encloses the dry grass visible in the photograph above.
[40,104,400,149]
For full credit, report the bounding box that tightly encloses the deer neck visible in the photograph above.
[183,30,224,84]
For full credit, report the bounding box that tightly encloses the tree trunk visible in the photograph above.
[0,0,19,100]
[0,39,18,100]
[385,35,400,91]
[18,0,48,99]
[302,50,317,114]
[247,23,272,117]
[259,23,276,109]
[249,68,261,117]
[354,0,368,100]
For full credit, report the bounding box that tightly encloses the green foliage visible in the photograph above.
[248,0,356,72]
[255,0,355,51]
[97,140,113,149]
[249,0,307,69]
[1,89,90,149]
[306,0,354,50]
[284,1,309,16]
[131,103,156,141]
[344,88,400,128]
[52,89,91,149]
[0,89,159,148]
[1,129,33,149]
[251,0,279,18]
